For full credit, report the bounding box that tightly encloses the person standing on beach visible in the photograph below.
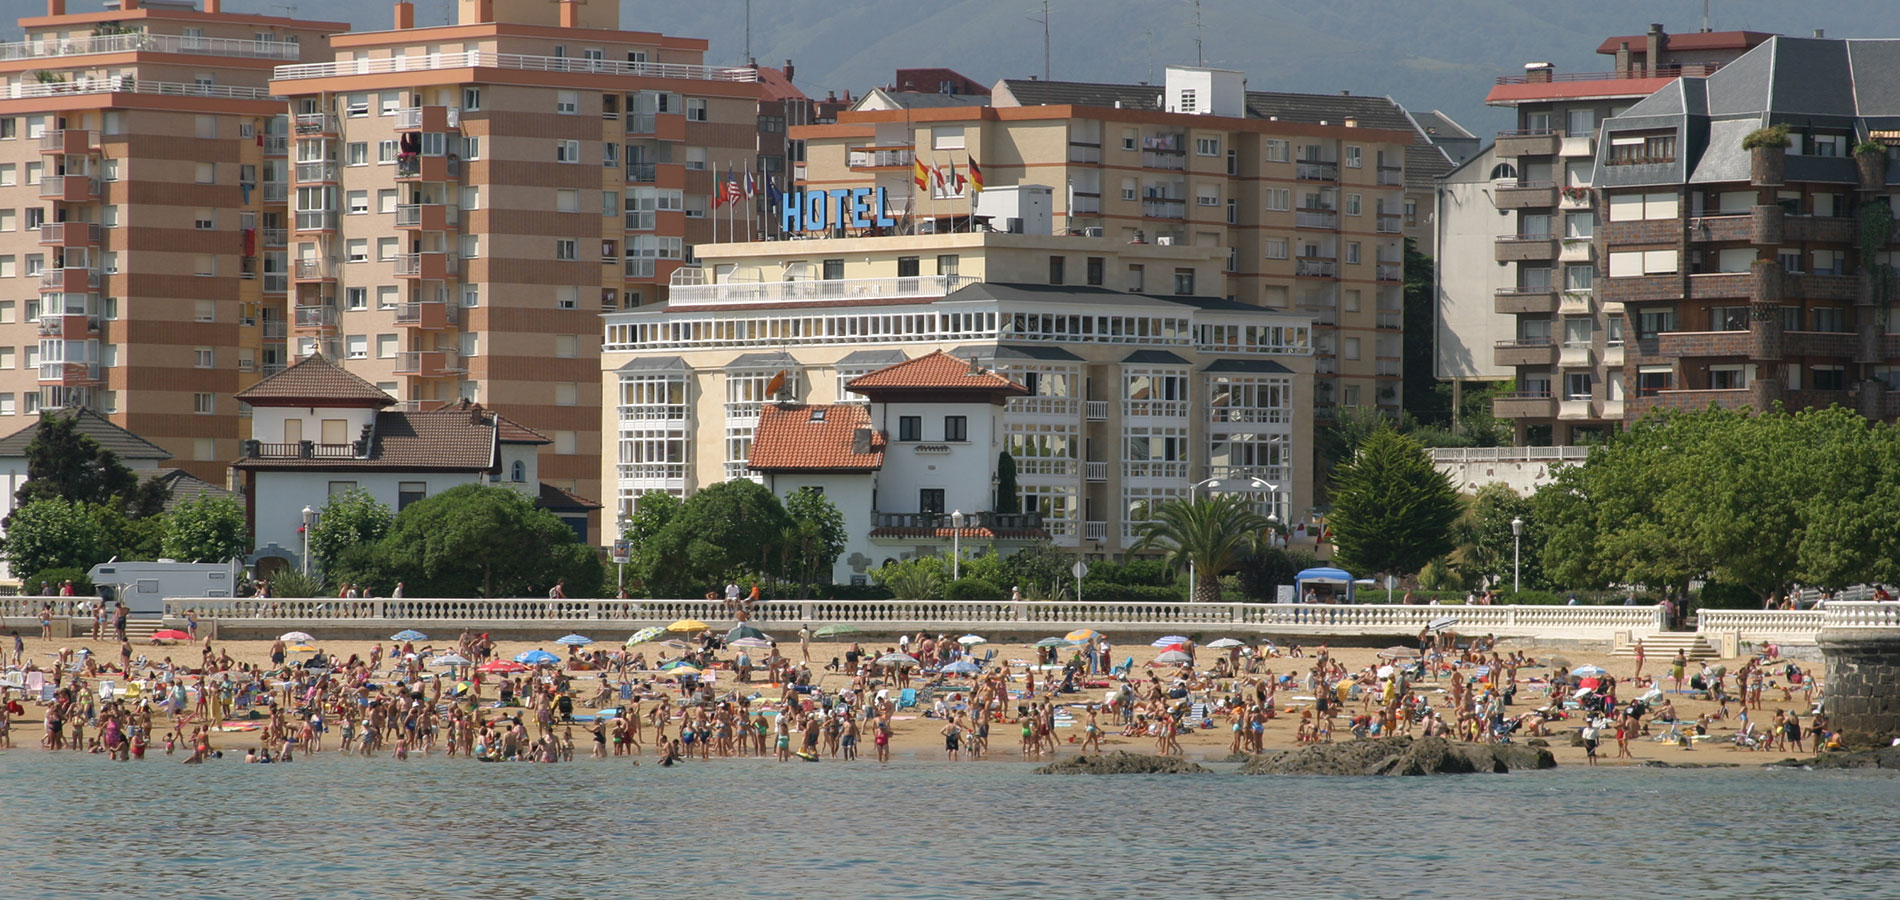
[1671,650,1687,694]
[798,624,812,663]
[1581,717,1601,766]
[1633,639,1646,679]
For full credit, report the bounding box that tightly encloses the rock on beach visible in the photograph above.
[1240,736,1557,776]
[1034,751,1210,774]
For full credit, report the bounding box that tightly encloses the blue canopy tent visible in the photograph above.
[1295,567,1355,603]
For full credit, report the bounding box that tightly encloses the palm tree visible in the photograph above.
[1130,494,1273,602]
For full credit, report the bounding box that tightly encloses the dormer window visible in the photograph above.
[511,460,526,482]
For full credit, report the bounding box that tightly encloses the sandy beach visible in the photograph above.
[0,625,1823,768]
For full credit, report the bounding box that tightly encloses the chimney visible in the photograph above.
[559,0,579,28]
[851,428,872,455]
[468,0,493,24]
[121,0,139,10]
[45,0,63,15]
[784,59,794,82]
[392,0,413,29]
[1344,117,1358,128]
[1647,23,1665,77]
[205,0,221,13]
[1616,41,1632,77]
[1813,29,1826,39]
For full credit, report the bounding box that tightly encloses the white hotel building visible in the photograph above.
[598,228,1316,561]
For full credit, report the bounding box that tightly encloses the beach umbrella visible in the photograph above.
[1153,642,1187,654]
[431,653,471,666]
[1426,616,1459,633]
[514,649,561,666]
[1154,649,1193,665]
[667,619,710,633]
[662,639,693,651]
[285,643,317,654]
[877,652,920,667]
[813,623,859,638]
[478,660,527,673]
[627,626,666,645]
[1206,638,1243,649]
[725,624,772,643]
[731,637,772,650]
[391,629,427,642]
[555,634,595,646]
[1065,628,1100,643]
[1377,665,1395,678]
[151,629,192,641]
[659,659,697,670]
[1152,635,1189,647]
[1571,665,1607,678]
[1377,646,1421,659]
[957,634,987,646]
[1034,636,1070,648]
[668,665,703,677]
[451,681,473,696]
[279,631,315,643]
[942,659,981,675]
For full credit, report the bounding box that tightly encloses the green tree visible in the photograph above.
[1456,482,1541,589]
[2,498,107,579]
[645,479,791,594]
[307,488,392,573]
[872,555,948,601]
[1002,541,1076,599]
[90,503,164,562]
[619,491,682,596]
[1129,494,1272,602]
[995,451,1020,514]
[160,495,250,562]
[1400,237,1443,423]
[376,483,601,597]
[781,487,847,595]
[12,413,169,518]
[1328,428,1461,578]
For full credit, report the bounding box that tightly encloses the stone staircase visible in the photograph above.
[67,615,165,643]
[1608,631,1721,660]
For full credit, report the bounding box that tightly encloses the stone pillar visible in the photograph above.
[1750,205,1783,245]
[1751,147,1786,188]
[1818,629,1900,748]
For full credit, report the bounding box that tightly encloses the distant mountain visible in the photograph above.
[15,0,1895,131]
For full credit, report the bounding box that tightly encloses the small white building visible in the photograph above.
[231,355,593,574]
[0,408,172,585]
[748,351,1045,584]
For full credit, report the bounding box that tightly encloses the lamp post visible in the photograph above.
[950,509,965,580]
[1511,516,1524,593]
[1186,475,1279,601]
[1266,513,1281,549]
[301,505,317,576]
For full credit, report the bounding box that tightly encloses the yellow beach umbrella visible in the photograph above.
[668,665,703,677]
[1065,628,1100,643]
[667,619,710,633]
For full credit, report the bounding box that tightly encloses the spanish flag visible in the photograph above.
[967,156,984,192]
[913,156,930,191]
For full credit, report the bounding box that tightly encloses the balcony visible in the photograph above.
[1376,214,1403,233]
[1783,215,1859,244]
[262,182,289,203]
[3,76,270,102]
[1781,330,1861,358]
[38,223,100,247]
[1142,152,1187,171]
[1559,343,1594,367]
[1294,210,1337,229]
[38,313,99,340]
[667,273,977,306]
[1142,198,1186,220]
[295,161,337,183]
[39,129,97,155]
[396,155,460,180]
[625,113,658,134]
[1558,290,1591,315]
[1687,214,1751,242]
[1071,192,1101,215]
[293,305,337,331]
[1494,129,1560,158]
[394,301,457,329]
[242,439,367,460]
[1068,142,1101,164]
[626,163,658,183]
[625,258,657,279]
[394,203,458,230]
[1085,400,1109,421]
[1377,166,1404,186]
[1786,272,1860,302]
[1494,338,1557,367]
[295,210,337,232]
[1608,273,1680,303]
[0,32,303,61]
[394,350,463,377]
[37,361,100,385]
[1493,390,1556,418]
[262,320,288,339]
[395,106,461,130]
[294,113,338,136]
[1559,397,1596,420]
[39,174,100,202]
[1630,388,1754,416]
[1295,258,1337,278]
[1559,237,1594,263]
[262,274,288,294]
[1375,263,1403,282]
[1495,233,1558,262]
[1084,520,1107,542]
[274,50,759,83]
[394,252,459,280]
[38,267,99,292]
[261,228,288,248]
[868,510,1045,535]
[1494,181,1558,209]
[1296,160,1338,181]
[1494,287,1559,314]
[293,259,332,281]
[847,147,913,169]
[1084,461,1108,482]
[1123,399,1190,418]
[263,135,289,156]
[1377,312,1402,330]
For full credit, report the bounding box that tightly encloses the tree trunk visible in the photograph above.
[1195,573,1220,603]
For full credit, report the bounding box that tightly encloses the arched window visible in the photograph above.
[511,460,526,482]
[1489,162,1518,181]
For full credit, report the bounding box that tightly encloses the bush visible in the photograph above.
[812,582,896,600]
[1493,589,1564,605]
[22,567,95,596]
[944,576,1005,603]
[264,569,326,598]
[1083,558,1173,586]
[1741,123,1790,150]
[1697,581,1759,611]
[1856,139,1887,157]
[1078,582,1185,603]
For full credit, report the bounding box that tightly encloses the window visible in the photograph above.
[1265,139,1289,163]
[1086,257,1105,286]
[938,255,960,276]
[194,347,214,368]
[0,164,12,186]
[1345,242,1361,265]
[1178,89,1197,114]
[462,136,480,160]
[918,488,946,514]
[1345,146,1362,168]
[686,147,706,170]
[685,98,708,121]
[193,255,216,277]
[556,189,580,213]
[346,239,368,263]
[345,335,367,359]
[931,126,965,150]
[1812,307,1848,333]
[195,162,215,184]
[1606,131,1677,165]
[1607,249,1678,277]
[554,431,577,455]
[555,383,578,406]
[463,87,482,110]
[556,91,579,114]
[398,482,426,511]
[1048,256,1065,285]
[1345,193,1362,216]
[1264,239,1288,260]
[1566,108,1595,136]
[377,189,397,214]
[556,240,578,261]
[345,287,367,309]
[1173,268,1195,295]
[346,142,368,166]
[556,140,581,163]
[345,93,368,117]
[1265,188,1290,211]
[1126,264,1145,292]
[603,143,618,167]
[1344,337,1362,360]
[459,235,480,259]
[1813,365,1846,391]
[898,416,922,442]
[0,394,11,415]
[1637,308,1677,336]
[193,392,215,414]
[1195,137,1220,156]
[556,334,579,358]
[944,415,968,442]
[556,286,578,309]
[347,191,368,215]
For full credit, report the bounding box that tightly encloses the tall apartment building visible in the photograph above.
[598,224,1316,559]
[0,0,340,481]
[263,0,762,539]
[795,66,1413,503]
[1446,25,1773,442]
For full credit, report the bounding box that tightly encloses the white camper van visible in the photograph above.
[86,560,240,615]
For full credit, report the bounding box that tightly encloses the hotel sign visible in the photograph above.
[781,187,898,233]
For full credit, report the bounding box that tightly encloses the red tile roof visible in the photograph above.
[755,66,810,104]
[234,407,497,472]
[235,353,394,407]
[1594,31,1774,55]
[1485,77,1678,106]
[845,350,1028,394]
[747,404,885,472]
[537,482,602,511]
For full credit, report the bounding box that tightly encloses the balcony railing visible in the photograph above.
[1494,63,1723,84]
[1296,160,1338,181]
[275,51,758,83]
[38,268,99,289]
[295,210,337,231]
[295,161,337,183]
[668,273,976,306]
[293,305,337,328]
[38,223,100,245]
[1375,264,1403,282]
[1123,399,1190,418]
[262,182,289,203]
[262,320,288,339]
[394,252,460,277]
[626,114,658,134]
[1085,400,1109,421]
[393,203,457,227]
[1295,210,1337,229]
[294,259,331,280]
[3,76,272,101]
[1084,520,1107,541]
[394,301,458,327]
[869,511,1045,532]
[1067,143,1102,163]
[847,148,913,169]
[1377,168,1404,186]
[395,106,460,129]
[1376,215,1402,233]
[294,113,337,135]
[626,163,658,183]
[1295,258,1336,277]
[1142,152,1187,171]
[393,350,463,376]
[39,129,96,152]
[0,32,304,62]
[1084,461,1108,482]
[1142,198,1186,219]
[263,135,289,155]
[244,440,366,460]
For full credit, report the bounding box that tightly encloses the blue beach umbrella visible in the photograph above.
[555,634,595,646]
[1152,635,1190,647]
[942,659,981,675]
[514,649,561,666]
[391,629,427,642]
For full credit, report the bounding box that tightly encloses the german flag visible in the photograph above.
[967,156,984,192]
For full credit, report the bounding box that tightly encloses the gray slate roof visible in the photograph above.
[0,407,171,461]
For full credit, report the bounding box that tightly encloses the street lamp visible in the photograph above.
[950,509,965,580]
[1266,513,1281,549]
[1187,475,1280,600]
[1511,516,1524,593]
[301,505,317,576]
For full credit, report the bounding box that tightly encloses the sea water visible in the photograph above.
[0,751,1894,899]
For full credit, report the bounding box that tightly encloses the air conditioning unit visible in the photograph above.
[1156,235,1175,246]
[1081,226,1105,238]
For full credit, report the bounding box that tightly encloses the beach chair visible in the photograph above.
[38,683,55,703]
[1110,656,1134,677]
[898,688,918,709]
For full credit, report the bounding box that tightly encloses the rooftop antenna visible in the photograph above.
[1192,0,1204,67]
[1701,0,1711,32]
[1143,29,1155,83]
[273,2,297,17]
[1028,0,1051,82]
[745,0,752,65]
